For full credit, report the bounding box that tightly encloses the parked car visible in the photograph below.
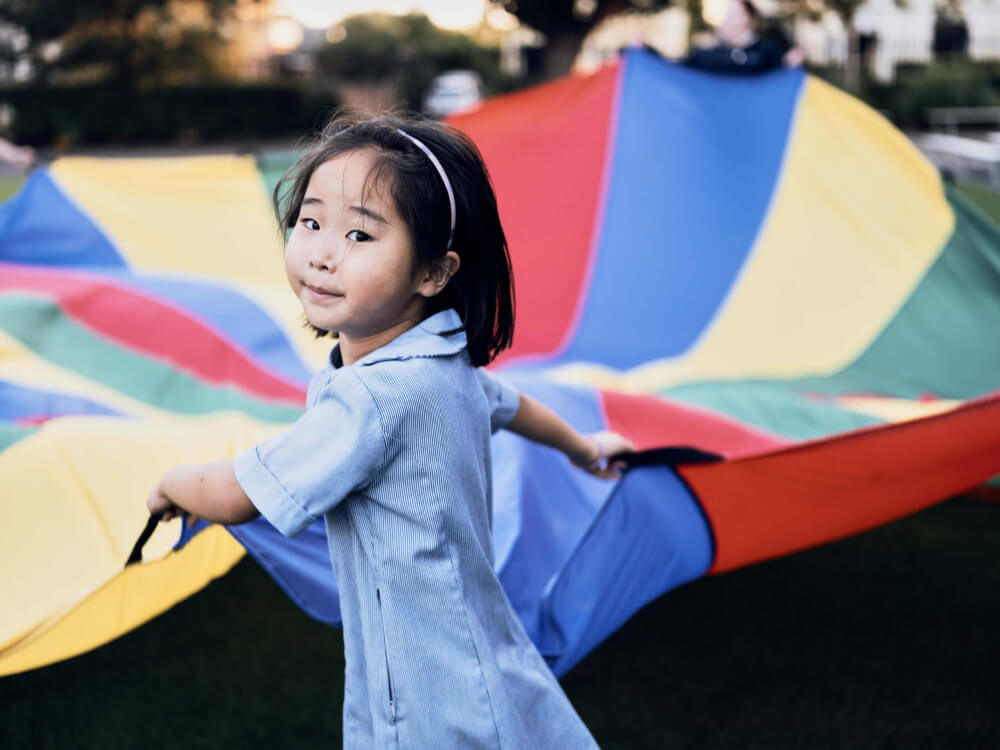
[423,70,484,119]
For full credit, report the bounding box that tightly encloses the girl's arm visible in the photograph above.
[146,459,259,526]
[505,394,635,479]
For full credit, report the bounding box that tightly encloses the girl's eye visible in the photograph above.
[299,218,320,231]
[347,230,372,242]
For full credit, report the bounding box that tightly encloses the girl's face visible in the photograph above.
[284,148,429,347]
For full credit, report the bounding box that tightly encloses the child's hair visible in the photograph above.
[274,111,515,367]
[739,0,762,24]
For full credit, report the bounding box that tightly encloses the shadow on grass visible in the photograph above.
[1,496,997,749]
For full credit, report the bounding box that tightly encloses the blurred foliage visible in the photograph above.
[771,0,870,26]
[810,60,1000,130]
[491,0,670,78]
[891,62,1000,127]
[492,0,666,43]
[314,13,525,112]
[0,0,245,88]
[0,82,338,146]
[0,0,340,146]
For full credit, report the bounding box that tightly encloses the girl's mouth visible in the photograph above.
[306,284,343,300]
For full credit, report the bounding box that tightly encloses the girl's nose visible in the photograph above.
[308,244,341,272]
[308,254,333,272]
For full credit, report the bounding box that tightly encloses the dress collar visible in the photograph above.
[330,309,466,369]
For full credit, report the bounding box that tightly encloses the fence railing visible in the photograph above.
[912,132,1000,189]
[925,107,1000,133]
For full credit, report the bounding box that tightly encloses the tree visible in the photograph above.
[0,0,246,88]
[314,13,511,111]
[490,0,671,79]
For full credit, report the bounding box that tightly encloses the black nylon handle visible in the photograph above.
[125,512,163,567]
[609,446,723,469]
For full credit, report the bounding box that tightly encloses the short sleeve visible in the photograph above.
[233,370,384,537]
[477,369,521,433]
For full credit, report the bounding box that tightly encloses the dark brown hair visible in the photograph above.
[740,0,762,24]
[274,111,515,367]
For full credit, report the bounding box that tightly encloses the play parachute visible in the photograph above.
[3,49,999,677]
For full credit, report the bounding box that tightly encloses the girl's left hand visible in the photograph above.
[783,45,805,67]
[570,431,637,479]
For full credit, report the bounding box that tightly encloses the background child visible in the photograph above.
[147,113,634,748]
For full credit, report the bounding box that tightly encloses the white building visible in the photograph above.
[804,0,1000,80]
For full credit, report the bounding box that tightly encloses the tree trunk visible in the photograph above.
[541,26,590,80]
[844,18,860,93]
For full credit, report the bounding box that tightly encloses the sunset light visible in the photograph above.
[274,0,491,31]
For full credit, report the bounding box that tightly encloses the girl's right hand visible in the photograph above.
[147,482,201,527]
[146,480,181,521]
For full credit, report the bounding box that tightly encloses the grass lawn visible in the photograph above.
[957,179,1000,222]
[0,177,23,203]
[1,496,997,749]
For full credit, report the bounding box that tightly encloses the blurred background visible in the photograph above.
[1,0,1000,178]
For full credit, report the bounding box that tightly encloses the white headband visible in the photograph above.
[397,129,456,251]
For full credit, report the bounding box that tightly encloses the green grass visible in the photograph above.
[1,496,997,749]
[956,179,1000,224]
[0,177,23,203]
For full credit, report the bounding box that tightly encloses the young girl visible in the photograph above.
[147,113,634,749]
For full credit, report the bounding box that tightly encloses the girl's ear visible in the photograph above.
[416,251,461,298]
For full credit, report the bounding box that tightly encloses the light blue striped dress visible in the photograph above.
[233,309,600,749]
